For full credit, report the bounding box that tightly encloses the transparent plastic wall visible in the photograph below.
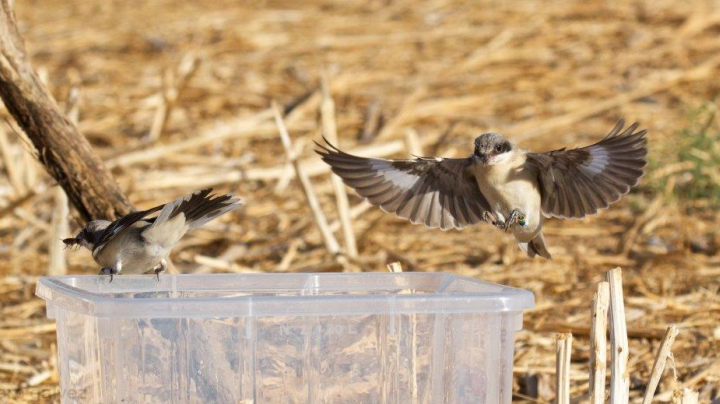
[37,273,534,403]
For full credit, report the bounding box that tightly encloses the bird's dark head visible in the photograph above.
[63,220,110,251]
[474,133,512,166]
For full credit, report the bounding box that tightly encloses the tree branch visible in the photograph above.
[0,0,132,221]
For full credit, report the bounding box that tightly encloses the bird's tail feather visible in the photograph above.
[182,189,242,230]
[518,233,552,259]
[144,188,243,247]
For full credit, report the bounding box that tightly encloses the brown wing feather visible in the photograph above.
[315,140,490,230]
[527,120,647,219]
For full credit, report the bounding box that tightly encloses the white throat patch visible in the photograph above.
[488,151,511,165]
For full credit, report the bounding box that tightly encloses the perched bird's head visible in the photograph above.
[63,220,110,251]
[474,133,512,166]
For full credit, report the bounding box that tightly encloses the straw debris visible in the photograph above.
[0,0,719,402]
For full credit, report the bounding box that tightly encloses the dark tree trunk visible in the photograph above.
[0,0,132,221]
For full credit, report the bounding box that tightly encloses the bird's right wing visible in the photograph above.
[316,140,490,230]
[525,120,647,219]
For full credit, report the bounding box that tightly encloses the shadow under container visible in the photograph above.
[36,272,534,403]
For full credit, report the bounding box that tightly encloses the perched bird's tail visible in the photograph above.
[518,232,552,259]
[143,188,243,248]
[162,188,242,230]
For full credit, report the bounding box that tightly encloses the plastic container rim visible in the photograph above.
[36,272,535,318]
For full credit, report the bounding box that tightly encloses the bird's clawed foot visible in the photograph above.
[153,259,168,282]
[99,267,119,283]
[482,211,505,229]
[484,209,527,232]
[504,209,527,233]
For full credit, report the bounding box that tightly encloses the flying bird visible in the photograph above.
[316,120,647,259]
[64,188,243,281]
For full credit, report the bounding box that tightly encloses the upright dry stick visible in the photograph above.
[0,125,24,195]
[272,103,341,257]
[608,267,630,404]
[589,281,610,404]
[655,358,720,401]
[65,87,80,123]
[642,325,679,404]
[556,333,572,404]
[386,262,403,272]
[48,186,69,275]
[404,128,423,156]
[673,389,699,404]
[329,200,373,233]
[21,140,39,189]
[320,72,358,259]
[274,138,306,194]
[359,99,382,143]
[48,89,80,276]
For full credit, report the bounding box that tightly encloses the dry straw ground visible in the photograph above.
[1,0,719,402]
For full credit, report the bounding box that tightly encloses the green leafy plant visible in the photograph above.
[649,104,720,206]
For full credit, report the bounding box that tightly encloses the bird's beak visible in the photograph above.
[62,237,79,249]
[479,154,489,166]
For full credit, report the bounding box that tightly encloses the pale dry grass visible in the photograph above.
[1,0,719,402]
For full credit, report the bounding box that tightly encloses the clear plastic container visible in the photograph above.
[36,273,534,403]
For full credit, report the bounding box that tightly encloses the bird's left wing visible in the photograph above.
[315,140,490,230]
[526,120,647,219]
[91,204,165,257]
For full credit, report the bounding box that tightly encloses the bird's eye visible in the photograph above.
[495,144,502,152]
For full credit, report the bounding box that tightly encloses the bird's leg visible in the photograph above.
[482,211,506,229]
[504,209,527,233]
[153,259,168,282]
[99,267,118,283]
[99,258,123,283]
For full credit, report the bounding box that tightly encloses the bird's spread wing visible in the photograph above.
[526,120,647,219]
[315,140,490,230]
[92,205,165,257]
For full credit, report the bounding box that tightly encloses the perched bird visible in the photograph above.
[64,188,243,281]
[316,120,647,259]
